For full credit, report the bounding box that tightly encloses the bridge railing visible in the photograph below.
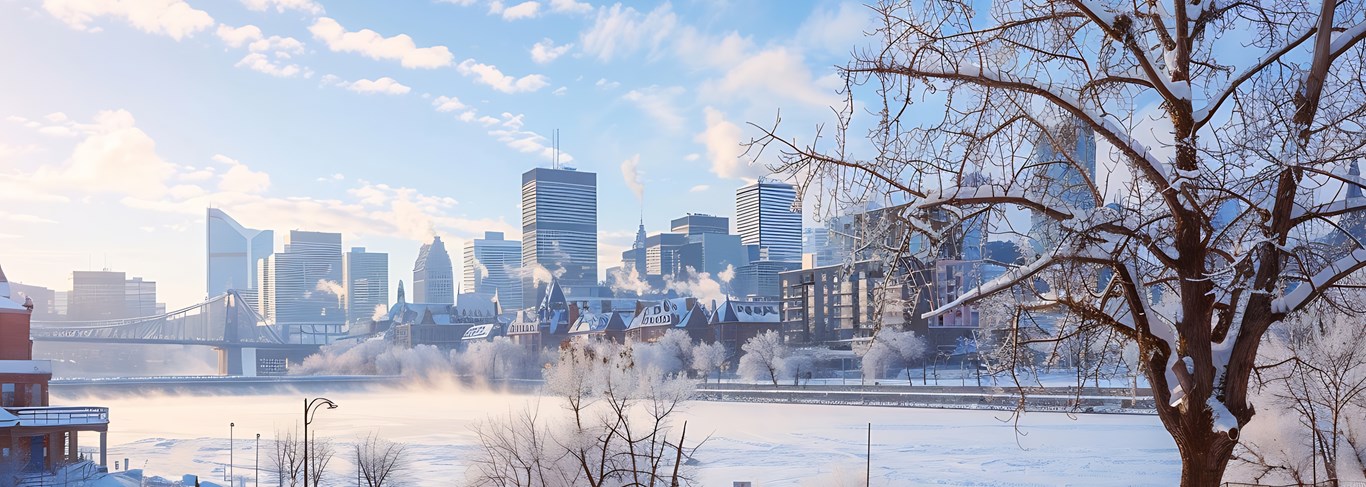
[7,406,109,426]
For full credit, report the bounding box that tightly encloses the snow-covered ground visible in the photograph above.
[57,384,1179,486]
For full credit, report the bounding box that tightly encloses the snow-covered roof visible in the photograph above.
[628,298,707,330]
[0,408,16,427]
[0,263,26,313]
[710,299,781,324]
[462,323,501,341]
[570,311,630,335]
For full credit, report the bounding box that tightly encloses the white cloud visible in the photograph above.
[580,3,677,61]
[42,0,214,40]
[700,47,841,109]
[341,77,412,95]
[1,214,58,224]
[552,86,568,96]
[797,2,874,55]
[212,154,271,194]
[548,0,592,14]
[498,1,541,20]
[218,24,309,77]
[689,184,709,193]
[432,95,466,112]
[530,38,572,64]
[216,24,263,48]
[487,113,572,162]
[620,154,644,202]
[8,110,177,197]
[309,17,454,69]
[594,78,619,90]
[684,153,700,161]
[240,0,324,15]
[235,52,308,77]
[621,85,686,132]
[457,59,549,93]
[696,107,763,181]
[435,0,479,5]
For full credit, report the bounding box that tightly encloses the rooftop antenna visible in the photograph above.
[552,129,560,170]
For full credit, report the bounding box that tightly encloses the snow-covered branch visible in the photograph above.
[1270,248,1366,315]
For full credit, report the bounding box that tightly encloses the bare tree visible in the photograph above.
[470,340,702,487]
[307,436,334,487]
[751,0,1366,485]
[353,432,409,487]
[272,428,303,487]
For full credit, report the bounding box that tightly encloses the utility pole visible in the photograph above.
[866,422,871,487]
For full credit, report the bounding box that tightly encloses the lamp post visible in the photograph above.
[230,422,235,484]
[303,397,339,487]
[255,433,260,487]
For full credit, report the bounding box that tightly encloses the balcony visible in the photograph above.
[4,406,109,427]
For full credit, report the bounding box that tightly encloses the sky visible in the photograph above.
[0,0,876,308]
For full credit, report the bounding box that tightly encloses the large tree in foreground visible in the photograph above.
[753,0,1366,485]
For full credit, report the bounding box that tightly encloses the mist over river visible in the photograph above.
[53,381,1180,486]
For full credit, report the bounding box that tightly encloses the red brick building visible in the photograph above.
[1,265,110,480]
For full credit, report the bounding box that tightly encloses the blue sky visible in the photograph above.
[0,0,874,307]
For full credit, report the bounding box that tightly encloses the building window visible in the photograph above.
[1,383,13,407]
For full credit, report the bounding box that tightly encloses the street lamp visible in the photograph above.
[303,397,339,487]
[230,422,235,484]
[255,433,261,487]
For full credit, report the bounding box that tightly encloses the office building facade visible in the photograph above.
[345,247,389,325]
[206,208,274,297]
[522,167,597,305]
[259,230,344,324]
[736,180,803,263]
[462,231,523,311]
[413,236,455,305]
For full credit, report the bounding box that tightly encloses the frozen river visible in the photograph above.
[56,382,1181,486]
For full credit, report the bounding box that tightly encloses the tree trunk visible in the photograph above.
[1171,418,1237,487]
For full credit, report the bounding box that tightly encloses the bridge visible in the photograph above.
[29,291,336,376]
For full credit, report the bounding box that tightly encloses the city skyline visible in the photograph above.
[0,1,875,309]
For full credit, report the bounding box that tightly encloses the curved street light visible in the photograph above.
[303,397,338,487]
[229,422,235,483]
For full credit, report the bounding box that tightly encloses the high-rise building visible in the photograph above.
[1028,119,1097,251]
[670,214,729,236]
[522,167,597,305]
[9,281,57,319]
[69,271,127,321]
[462,231,523,311]
[259,230,344,324]
[68,270,160,320]
[413,236,454,305]
[344,247,389,324]
[736,180,803,263]
[124,277,158,317]
[206,208,274,297]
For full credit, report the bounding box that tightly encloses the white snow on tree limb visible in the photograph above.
[1271,248,1366,314]
[1207,396,1239,437]
[1329,19,1366,57]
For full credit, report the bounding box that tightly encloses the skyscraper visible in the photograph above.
[670,214,729,236]
[521,167,597,304]
[462,231,523,311]
[206,208,274,297]
[413,236,454,305]
[258,230,343,324]
[1028,119,1097,251]
[736,180,802,263]
[68,270,161,320]
[344,247,389,324]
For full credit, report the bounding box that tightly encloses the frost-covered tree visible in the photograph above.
[752,0,1366,484]
[1233,301,1366,483]
[471,340,701,486]
[462,336,533,382]
[633,329,695,377]
[272,427,304,487]
[691,341,729,383]
[738,330,789,386]
[860,328,928,385]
